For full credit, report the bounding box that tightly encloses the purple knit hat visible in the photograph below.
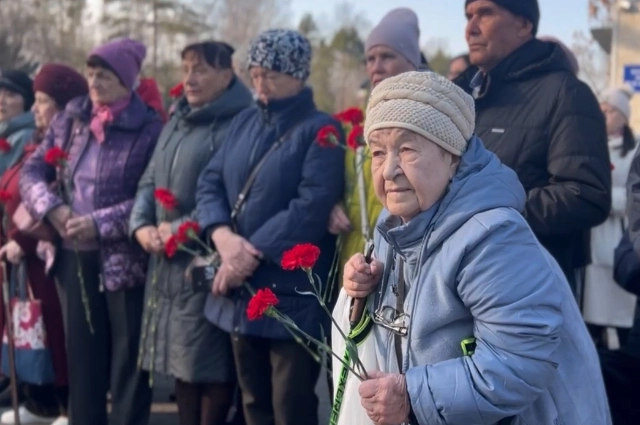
[365,8,421,69]
[88,38,146,90]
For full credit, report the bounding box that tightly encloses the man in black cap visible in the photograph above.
[455,0,610,303]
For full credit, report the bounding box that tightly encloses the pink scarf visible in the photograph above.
[89,96,130,143]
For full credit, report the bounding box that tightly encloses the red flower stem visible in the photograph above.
[141,207,166,387]
[304,269,369,379]
[178,244,201,257]
[188,233,214,255]
[72,238,94,334]
[269,311,321,363]
[137,259,155,370]
[60,165,94,334]
[243,283,364,380]
[270,309,365,381]
[243,283,365,379]
[148,268,158,387]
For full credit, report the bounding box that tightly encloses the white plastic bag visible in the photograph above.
[330,288,378,425]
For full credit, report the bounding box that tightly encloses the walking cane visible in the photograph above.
[349,244,374,330]
[349,145,374,331]
[1,261,21,425]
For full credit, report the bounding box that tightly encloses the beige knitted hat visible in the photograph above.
[364,71,475,156]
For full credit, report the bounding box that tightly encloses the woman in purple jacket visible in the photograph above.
[19,38,162,425]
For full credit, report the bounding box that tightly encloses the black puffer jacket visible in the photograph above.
[454,39,611,279]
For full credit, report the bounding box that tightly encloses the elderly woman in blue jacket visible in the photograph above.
[342,71,611,425]
[196,29,345,425]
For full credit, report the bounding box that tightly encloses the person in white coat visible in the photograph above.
[584,86,638,349]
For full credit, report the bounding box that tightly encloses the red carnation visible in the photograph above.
[169,82,184,98]
[165,235,179,258]
[154,188,178,210]
[316,125,339,148]
[177,220,201,243]
[347,125,365,151]
[44,147,69,167]
[247,288,279,321]
[611,163,615,170]
[334,107,364,126]
[0,139,11,153]
[281,243,321,271]
[0,190,12,204]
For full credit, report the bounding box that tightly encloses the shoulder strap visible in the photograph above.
[230,116,311,223]
[394,257,406,373]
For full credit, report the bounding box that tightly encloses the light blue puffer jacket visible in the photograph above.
[371,136,611,425]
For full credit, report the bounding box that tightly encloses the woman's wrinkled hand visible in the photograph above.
[328,204,352,235]
[212,227,262,277]
[359,370,411,425]
[343,253,383,298]
[135,225,164,255]
[65,215,98,241]
[211,262,246,296]
[0,241,24,265]
[157,221,173,244]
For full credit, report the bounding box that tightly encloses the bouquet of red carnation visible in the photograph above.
[315,107,366,152]
[147,218,370,383]
[245,243,369,382]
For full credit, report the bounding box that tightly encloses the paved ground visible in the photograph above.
[150,369,331,424]
[0,369,331,425]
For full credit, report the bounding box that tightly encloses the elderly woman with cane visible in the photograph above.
[340,71,612,425]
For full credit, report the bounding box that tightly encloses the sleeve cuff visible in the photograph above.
[405,366,441,425]
[8,229,37,255]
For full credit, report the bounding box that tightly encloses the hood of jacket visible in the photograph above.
[65,92,158,131]
[136,77,168,122]
[454,38,574,95]
[0,111,35,139]
[174,76,253,125]
[379,136,526,254]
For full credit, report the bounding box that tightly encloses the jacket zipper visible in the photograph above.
[95,128,105,292]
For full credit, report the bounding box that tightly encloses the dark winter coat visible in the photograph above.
[454,39,611,278]
[196,87,345,340]
[129,77,253,381]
